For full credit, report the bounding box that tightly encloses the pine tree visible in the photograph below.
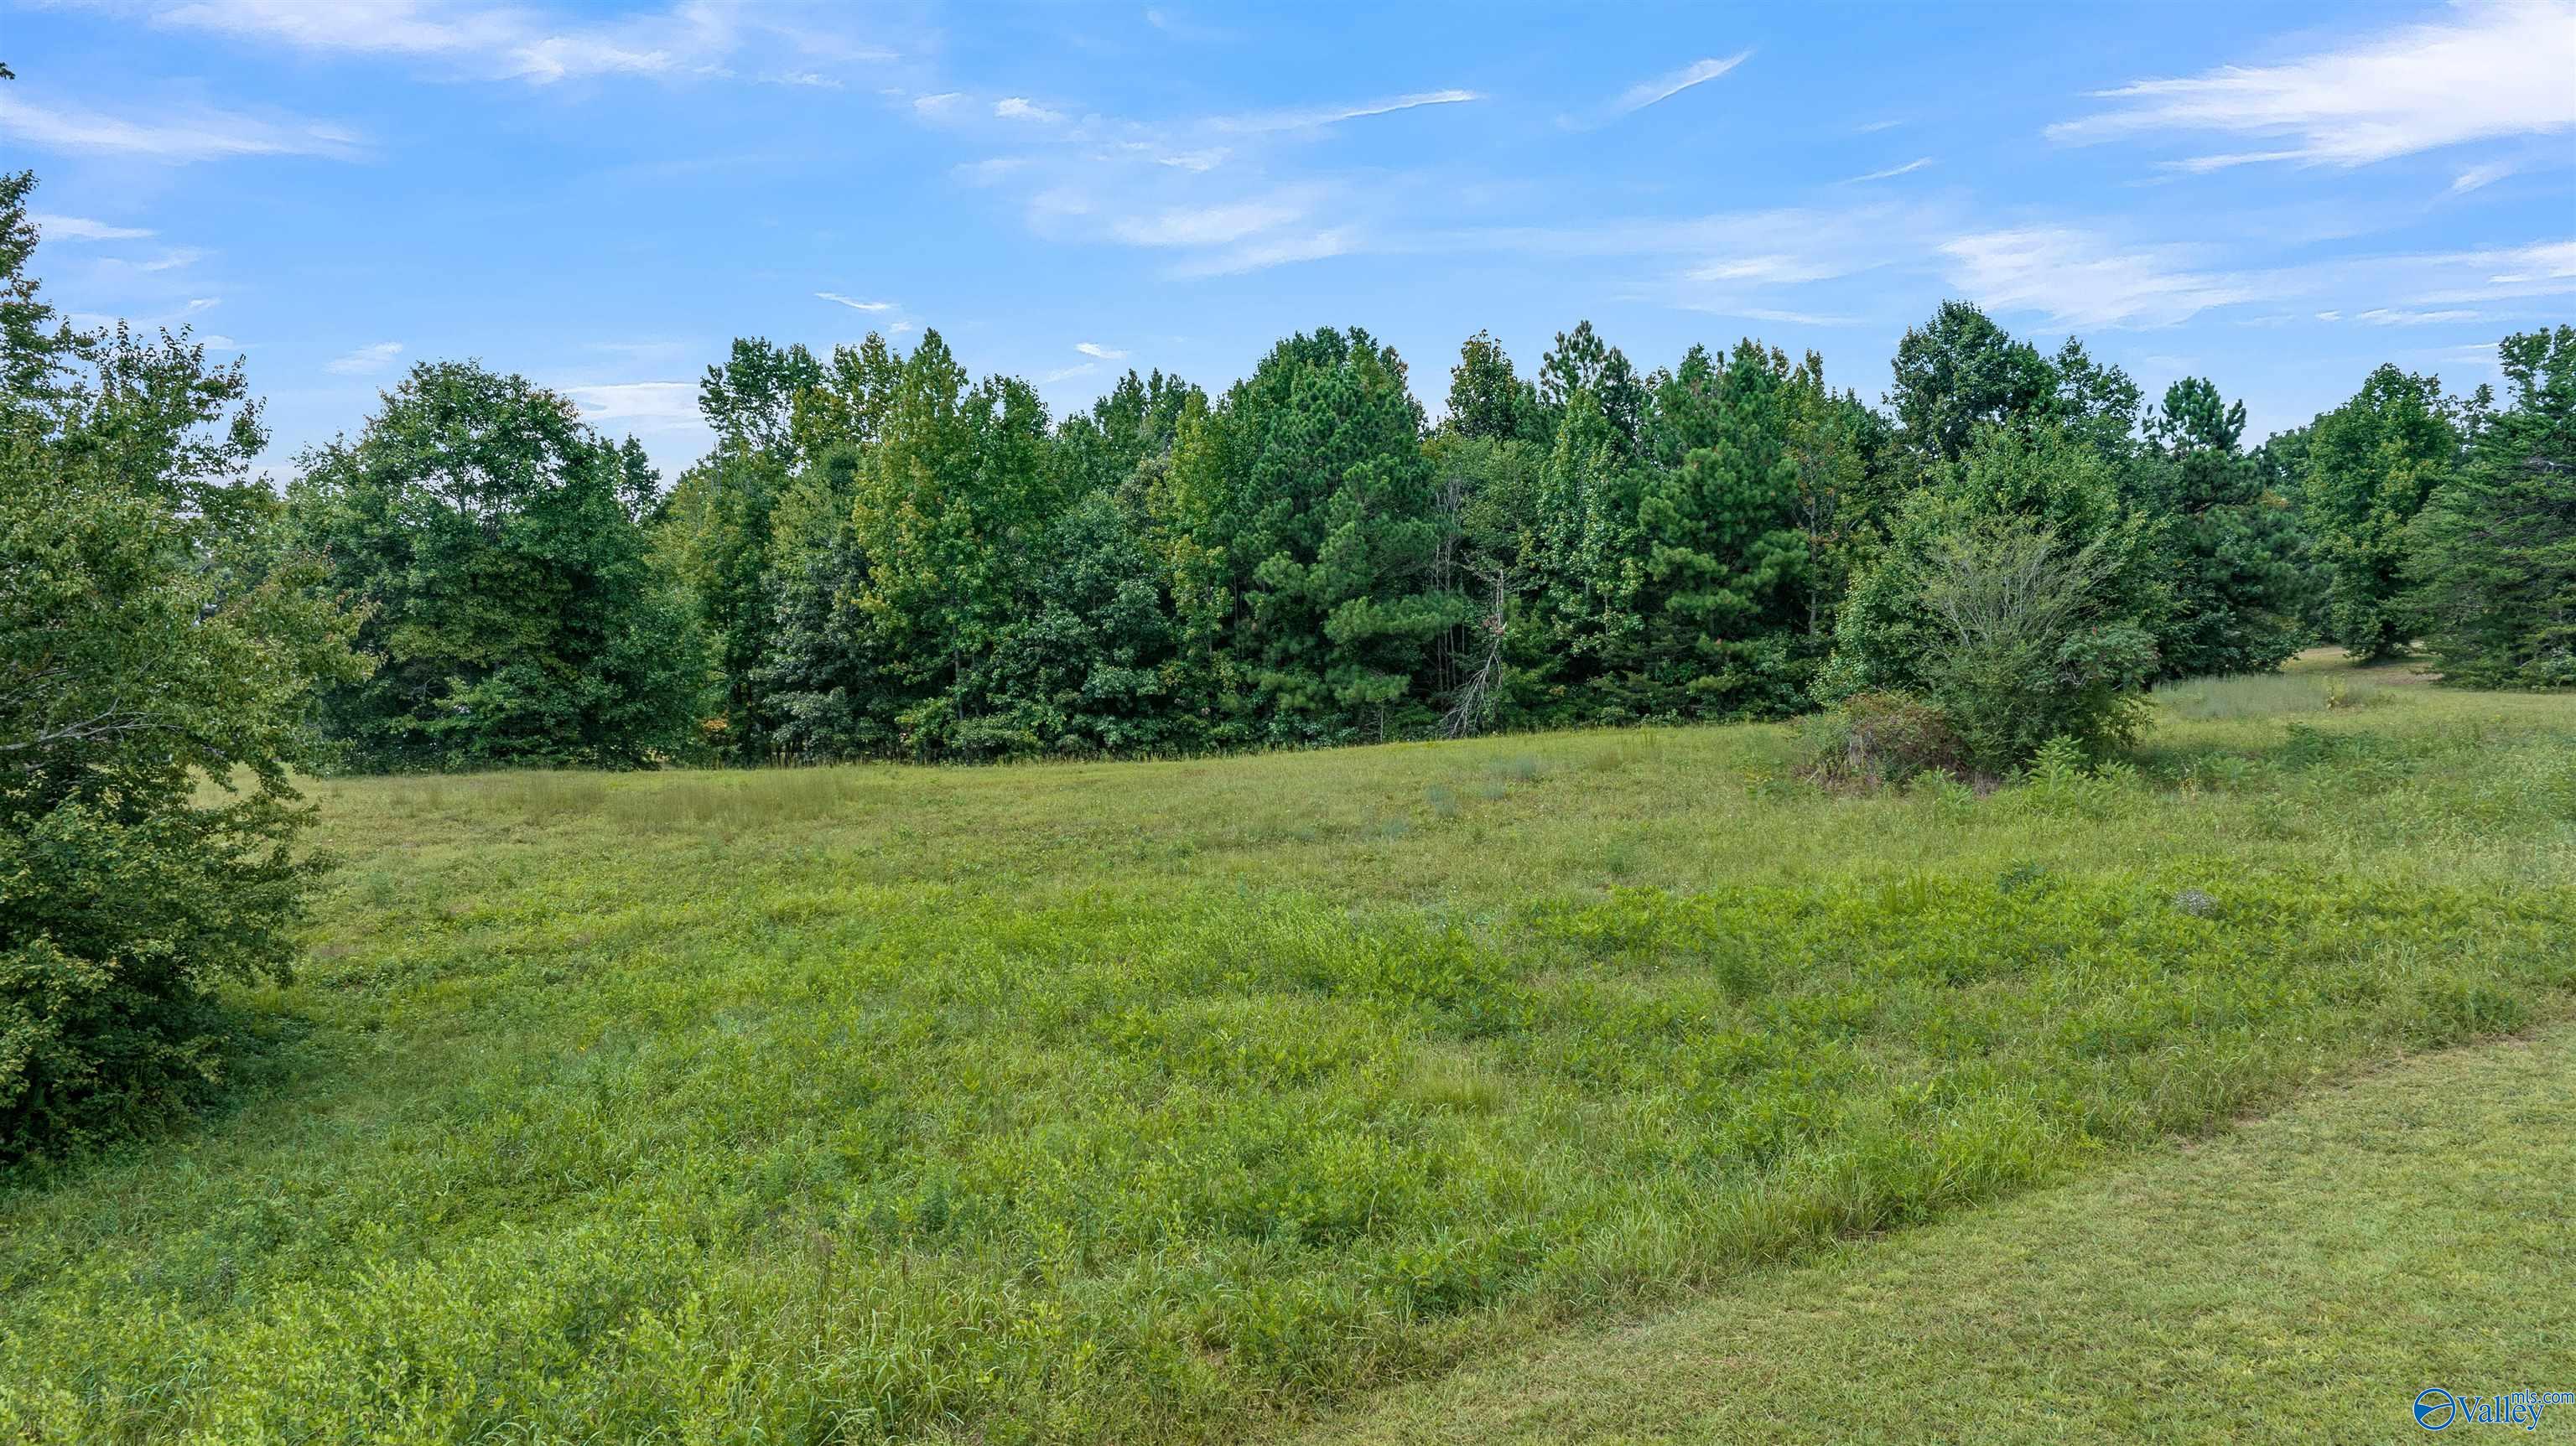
[1633,341,1813,717]
[2139,377,2303,677]
[2407,327,2575,687]
[1171,328,1463,742]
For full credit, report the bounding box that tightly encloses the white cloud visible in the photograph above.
[1605,53,1750,118]
[1940,227,2265,327]
[29,213,154,241]
[1843,157,1933,184]
[2355,307,2484,324]
[2398,237,2576,303]
[325,340,404,375]
[562,380,700,428]
[1680,305,1862,327]
[1155,148,1228,172]
[1215,89,1480,134]
[1109,194,1312,248]
[69,296,222,333]
[913,91,964,116]
[0,91,359,161]
[1038,362,1098,384]
[816,292,894,312]
[2051,0,2576,168]
[2451,159,2516,192]
[994,96,1063,123]
[95,0,896,86]
[1074,341,1128,360]
[2476,238,2576,285]
[1686,254,1849,285]
[1169,227,1353,277]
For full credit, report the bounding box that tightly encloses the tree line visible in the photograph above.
[286,301,2572,775]
[4,155,2572,1152]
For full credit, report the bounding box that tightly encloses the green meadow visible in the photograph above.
[3,657,2573,1443]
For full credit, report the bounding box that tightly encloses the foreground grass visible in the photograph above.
[2,661,2572,1442]
[1291,1020,2576,1444]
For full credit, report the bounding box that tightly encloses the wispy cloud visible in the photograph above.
[325,340,404,375]
[562,380,700,428]
[85,247,205,277]
[2451,160,2516,193]
[70,296,221,332]
[1685,254,1852,285]
[1168,228,1353,277]
[816,292,895,312]
[1107,193,1316,249]
[2397,237,2576,304]
[2051,0,2576,168]
[0,91,359,161]
[1074,341,1128,360]
[1547,51,1752,132]
[30,212,154,241]
[1214,89,1480,134]
[89,0,900,86]
[2355,307,2483,324]
[994,96,1063,122]
[1940,227,2265,327]
[1842,157,1934,184]
[1038,361,1098,384]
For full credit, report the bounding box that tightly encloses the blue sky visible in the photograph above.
[4,0,2572,476]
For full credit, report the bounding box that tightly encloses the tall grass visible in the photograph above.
[5,661,2573,1443]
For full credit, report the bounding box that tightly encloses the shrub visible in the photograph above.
[1910,519,2158,774]
[1800,691,1963,787]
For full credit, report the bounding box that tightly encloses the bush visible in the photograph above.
[1910,519,2157,774]
[1801,691,1963,787]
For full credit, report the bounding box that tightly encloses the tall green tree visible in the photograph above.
[1535,321,1649,463]
[2407,327,2575,687]
[1516,381,1649,722]
[292,361,708,770]
[2138,376,2303,677]
[829,330,1062,754]
[3,169,362,1154]
[1888,301,2055,464]
[2304,364,2461,660]
[1445,329,1545,444]
[1630,340,1814,717]
[1172,328,1463,742]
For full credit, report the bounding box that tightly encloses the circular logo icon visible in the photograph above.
[2416,1388,2458,1430]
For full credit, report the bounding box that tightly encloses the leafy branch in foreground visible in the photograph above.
[1,170,364,1158]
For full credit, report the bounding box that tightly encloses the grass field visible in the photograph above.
[3,656,2572,1443]
[1291,1018,2576,1444]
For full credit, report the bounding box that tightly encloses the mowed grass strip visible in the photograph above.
[1288,1020,2576,1446]
[1,666,2572,1443]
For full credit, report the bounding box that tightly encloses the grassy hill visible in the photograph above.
[3,657,2571,1443]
